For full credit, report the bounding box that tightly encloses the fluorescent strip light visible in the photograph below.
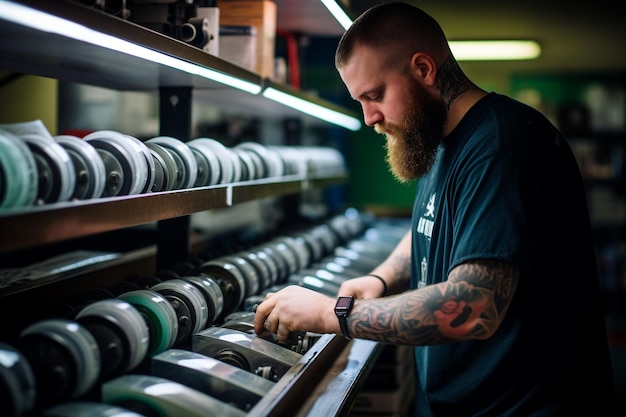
[320,0,353,30]
[449,40,541,61]
[0,1,262,94]
[321,1,541,61]
[263,87,362,131]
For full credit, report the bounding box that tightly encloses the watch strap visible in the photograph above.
[335,296,354,340]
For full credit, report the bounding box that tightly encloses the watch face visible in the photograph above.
[336,296,353,309]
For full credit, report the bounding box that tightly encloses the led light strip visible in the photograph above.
[263,87,362,131]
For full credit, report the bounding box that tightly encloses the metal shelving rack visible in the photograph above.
[0,2,380,417]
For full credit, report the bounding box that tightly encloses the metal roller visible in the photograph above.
[189,137,234,184]
[145,136,198,189]
[0,342,36,417]
[84,131,145,196]
[75,298,149,379]
[54,135,106,200]
[186,138,222,186]
[145,141,178,192]
[18,318,101,406]
[117,289,179,357]
[21,134,75,204]
[150,279,208,346]
[0,129,38,209]
[196,259,246,318]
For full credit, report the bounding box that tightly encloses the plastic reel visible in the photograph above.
[188,138,234,184]
[250,248,280,289]
[234,250,272,295]
[231,147,257,181]
[18,318,101,405]
[258,245,290,286]
[54,135,106,200]
[75,298,149,378]
[180,275,224,327]
[235,145,265,179]
[196,258,247,318]
[263,239,300,284]
[185,140,220,187]
[145,136,197,189]
[217,255,260,300]
[0,129,38,209]
[117,289,179,357]
[150,279,208,345]
[236,142,285,178]
[21,134,75,204]
[119,133,156,194]
[145,142,178,192]
[84,131,145,196]
[0,342,37,417]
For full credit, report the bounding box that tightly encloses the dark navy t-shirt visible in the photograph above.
[410,93,615,416]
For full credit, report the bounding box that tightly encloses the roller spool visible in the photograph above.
[188,138,234,184]
[84,131,144,196]
[0,129,38,210]
[0,342,37,417]
[196,259,246,319]
[259,245,289,286]
[227,146,243,183]
[186,138,222,186]
[231,147,256,181]
[119,133,156,194]
[235,146,265,179]
[294,229,325,264]
[21,134,75,204]
[18,318,101,407]
[74,299,149,379]
[277,235,312,272]
[145,136,197,189]
[251,248,279,289]
[54,135,106,200]
[235,251,272,294]
[264,239,299,284]
[150,279,208,346]
[235,142,285,178]
[145,142,178,192]
[179,275,224,328]
[117,290,179,357]
[217,255,259,300]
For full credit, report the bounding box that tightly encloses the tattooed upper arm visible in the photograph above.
[440,259,519,339]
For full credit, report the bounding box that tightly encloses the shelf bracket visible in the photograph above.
[157,86,193,269]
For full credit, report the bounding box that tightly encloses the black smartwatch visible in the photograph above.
[334,296,354,339]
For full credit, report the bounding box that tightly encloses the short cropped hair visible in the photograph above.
[335,2,450,69]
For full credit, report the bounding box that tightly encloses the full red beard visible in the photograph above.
[375,81,446,182]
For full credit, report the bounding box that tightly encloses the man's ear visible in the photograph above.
[410,52,437,86]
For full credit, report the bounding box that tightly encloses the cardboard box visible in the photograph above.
[219,25,257,72]
[218,0,277,79]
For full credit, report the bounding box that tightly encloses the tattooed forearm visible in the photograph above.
[348,260,519,345]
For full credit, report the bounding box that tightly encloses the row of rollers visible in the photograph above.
[0,128,345,209]
[2,211,407,416]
